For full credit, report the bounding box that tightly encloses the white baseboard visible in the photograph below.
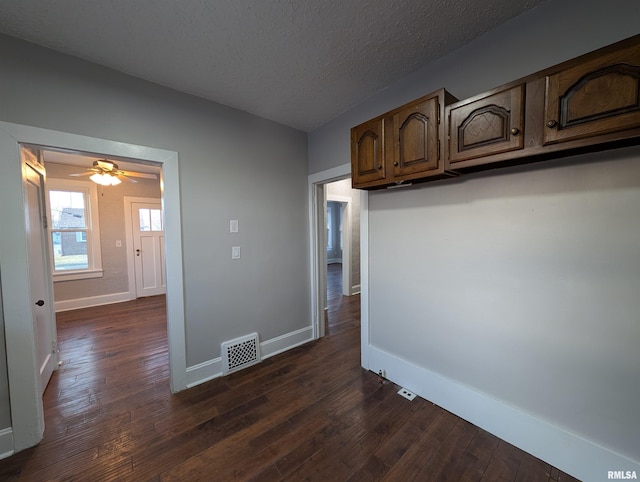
[185,357,222,388]
[260,326,313,360]
[185,326,314,388]
[0,427,14,460]
[368,345,639,482]
[54,291,133,312]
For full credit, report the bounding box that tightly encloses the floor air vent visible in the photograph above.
[221,332,261,375]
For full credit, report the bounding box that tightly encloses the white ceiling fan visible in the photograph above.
[70,159,158,186]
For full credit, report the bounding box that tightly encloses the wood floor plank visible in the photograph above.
[0,287,582,481]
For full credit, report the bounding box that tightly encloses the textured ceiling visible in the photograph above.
[0,0,546,131]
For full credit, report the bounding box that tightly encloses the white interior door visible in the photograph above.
[23,159,57,394]
[132,202,166,297]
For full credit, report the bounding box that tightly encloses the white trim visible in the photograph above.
[367,345,640,482]
[0,121,187,453]
[123,196,162,301]
[185,357,222,388]
[185,326,314,388]
[54,291,132,312]
[308,164,354,340]
[359,189,369,370]
[53,269,103,282]
[351,284,361,295]
[0,427,14,460]
[260,326,314,359]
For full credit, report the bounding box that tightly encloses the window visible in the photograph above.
[46,179,103,281]
[139,208,163,232]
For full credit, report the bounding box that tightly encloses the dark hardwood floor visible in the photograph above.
[326,263,360,336]
[0,285,580,481]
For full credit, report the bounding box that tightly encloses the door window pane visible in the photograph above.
[150,209,162,231]
[139,208,163,232]
[139,209,151,231]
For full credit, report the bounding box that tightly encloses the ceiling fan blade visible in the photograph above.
[121,171,158,180]
[119,173,138,183]
[69,171,94,177]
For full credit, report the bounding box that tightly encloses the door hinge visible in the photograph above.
[438,140,441,160]
[51,340,58,353]
[438,104,441,124]
[42,215,48,229]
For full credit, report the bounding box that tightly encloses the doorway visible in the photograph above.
[325,180,360,334]
[0,121,186,452]
[308,165,365,342]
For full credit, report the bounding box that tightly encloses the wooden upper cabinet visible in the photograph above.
[351,117,385,186]
[385,96,439,178]
[351,35,640,189]
[544,41,640,145]
[448,85,525,166]
[351,89,457,189]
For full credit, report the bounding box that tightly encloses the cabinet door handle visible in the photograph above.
[510,127,520,136]
[35,299,45,307]
[393,161,399,167]
[377,164,382,170]
[546,119,558,128]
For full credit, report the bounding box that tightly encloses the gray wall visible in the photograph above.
[0,33,310,377]
[308,0,640,472]
[45,162,161,301]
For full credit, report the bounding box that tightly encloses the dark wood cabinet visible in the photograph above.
[351,89,456,189]
[351,117,385,186]
[544,40,640,145]
[351,35,640,189]
[444,34,640,173]
[448,85,525,167]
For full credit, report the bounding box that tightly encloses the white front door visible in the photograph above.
[23,158,57,394]
[132,202,166,297]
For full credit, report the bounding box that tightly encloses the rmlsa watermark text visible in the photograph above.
[608,471,638,480]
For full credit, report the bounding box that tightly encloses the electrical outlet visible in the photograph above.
[398,388,416,401]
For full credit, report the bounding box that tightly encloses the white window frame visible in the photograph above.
[46,178,103,282]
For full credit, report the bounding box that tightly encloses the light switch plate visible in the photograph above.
[232,246,241,259]
[230,220,239,233]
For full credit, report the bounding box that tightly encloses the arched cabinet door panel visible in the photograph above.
[544,42,640,145]
[351,117,385,187]
[385,97,439,178]
[448,84,525,164]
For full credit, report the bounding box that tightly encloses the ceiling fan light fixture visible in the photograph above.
[90,172,122,186]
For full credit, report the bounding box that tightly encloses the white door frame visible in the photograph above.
[124,196,164,300]
[307,164,369,369]
[326,194,352,296]
[0,122,187,452]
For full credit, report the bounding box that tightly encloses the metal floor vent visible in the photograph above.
[221,332,261,375]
